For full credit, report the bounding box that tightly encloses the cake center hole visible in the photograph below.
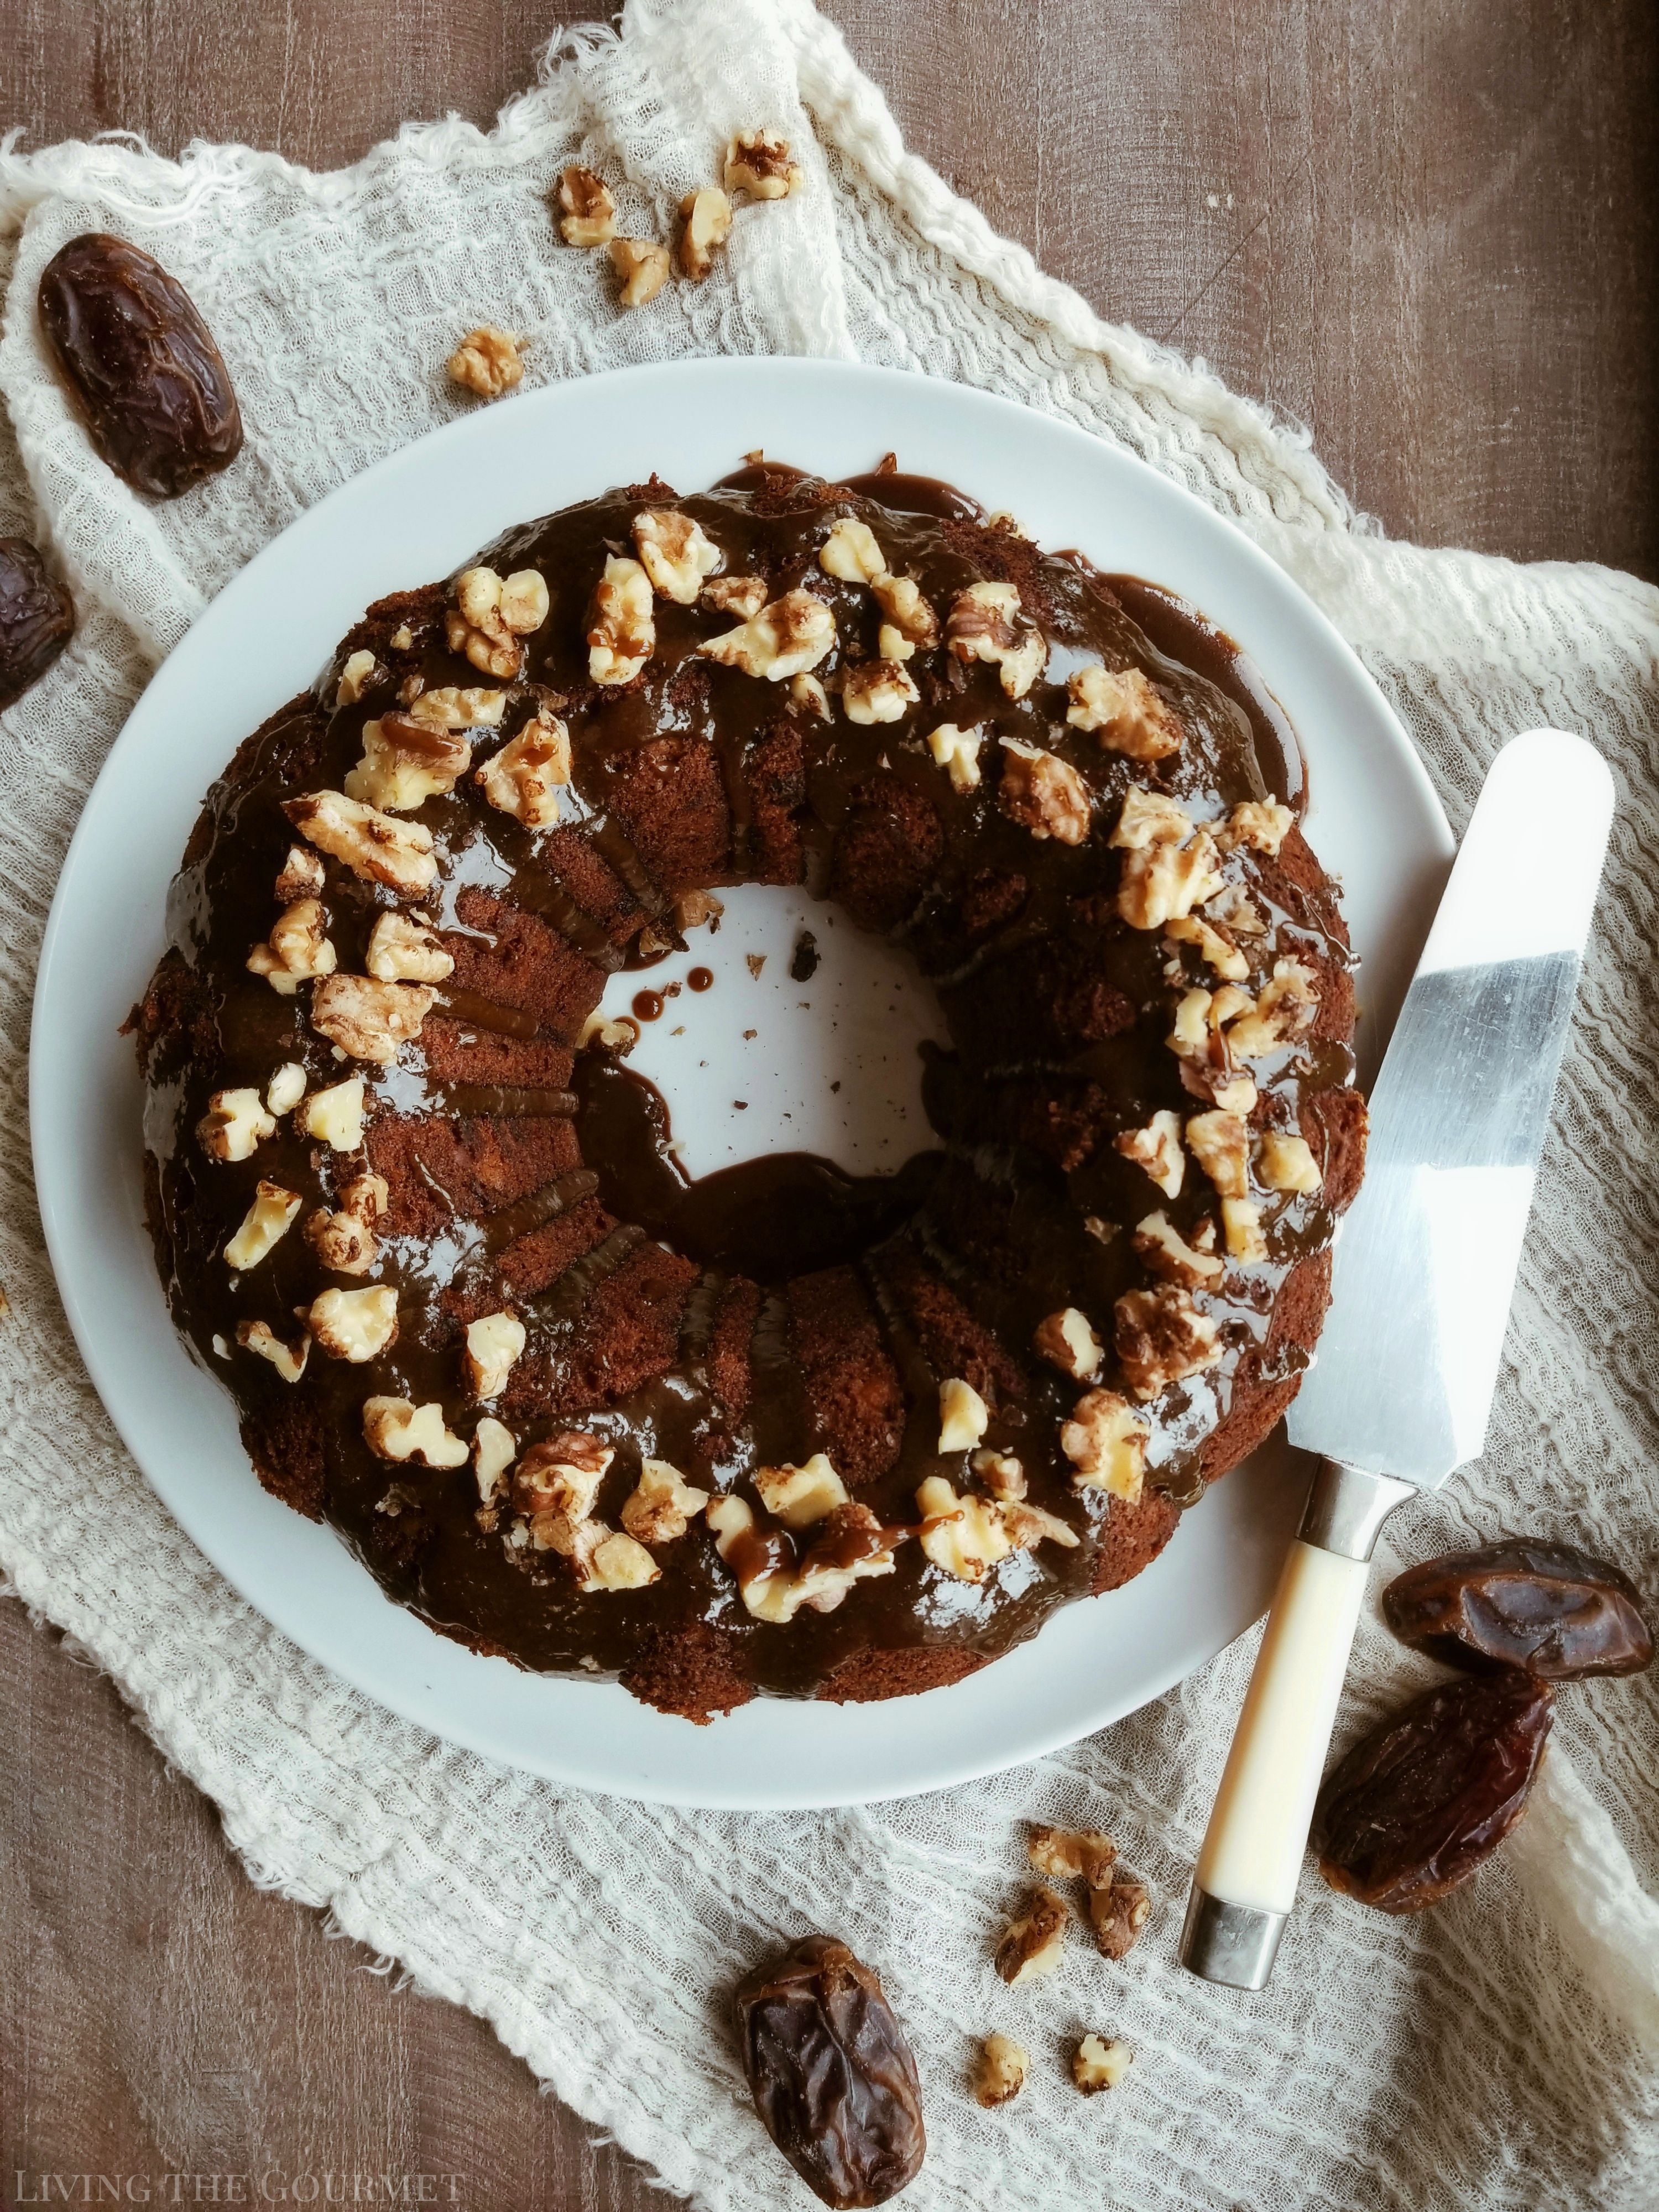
[576,884,950,1281]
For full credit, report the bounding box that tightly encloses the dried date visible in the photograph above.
[735,1934,925,2207]
[38,234,243,498]
[1314,1672,1554,1914]
[0,538,73,708]
[1384,1539,1653,1679]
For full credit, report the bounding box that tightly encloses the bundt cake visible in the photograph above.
[133,458,1366,1721]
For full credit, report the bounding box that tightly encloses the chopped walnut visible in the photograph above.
[514,1429,614,1524]
[782,671,826,720]
[1222,1196,1267,1262]
[247,896,337,993]
[703,575,768,619]
[476,710,571,829]
[724,128,802,199]
[973,2034,1028,2109]
[1259,1129,1322,1193]
[307,1285,399,1363]
[633,508,721,603]
[1066,663,1183,758]
[755,1453,848,1528]
[1001,1499,1081,1552]
[1088,1876,1153,1960]
[283,790,437,898]
[998,738,1091,845]
[265,1061,306,1116]
[938,1375,990,1453]
[1207,880,1269,937]
[1027,1824,1118,1888]
[362,1395,469,1468]
[619,1457,711,1545]
[916,1475,1011,1583]
[609,236,671,306]
[297,1075,366,1152]
[971,1448,1026,1502]
[1111,786,1192,851]
[1114,1109,1185,1199]
[587,554,656,685]
[926,721,983,792]
[1117,829,1223,930]
[1219,797,1295,855]
[871,571,938,654]
[707,1494,898,1623]
[946,581,1046,697]
[1060,1389,1150,1501]
[335,649,380,707]
[1165,912,1248,982]
[366,911,454,984]
[464,1310,525,1398]
[222,1181,300,1271]
[197,1087,276,1163]
[1072,2034,1133,2093]
[407,684,507,730]
[1225,958,1320,1056]
[389,624,415,652]
[994,1888,1068,1985]
[473,1416,517,1511]
[304,1171,388,1275]
[697,587,835,680]
[310,974,436,1066]
[674,888,725,930]
[1114,1286,1223,1401]
[579,1011,639,1052]
[1033,1307,1104,1382]
[1167,984,1254,1104]
[237,1318,309,1383]
[1186,1108,1250,1199]
[1133,1210,1224,1287]
[274,845,326,901]
[840,658,919,724]
[818,516,886,585]
[557,164,616,246]
[446,326,524,400]
[561,1525,661,1593]
[677,186,733,280]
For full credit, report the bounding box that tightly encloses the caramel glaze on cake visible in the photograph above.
[133,460,1367,1723]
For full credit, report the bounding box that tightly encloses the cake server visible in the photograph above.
[1178,727,1613,1991]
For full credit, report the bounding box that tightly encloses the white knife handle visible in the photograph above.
[1179,1461,1415,1989]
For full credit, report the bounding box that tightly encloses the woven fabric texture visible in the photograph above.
[1,3,1656,2205]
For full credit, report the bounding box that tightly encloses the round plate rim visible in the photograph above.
[30,357,1454,1808]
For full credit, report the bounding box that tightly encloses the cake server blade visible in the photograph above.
[1286,726,1613,1485]
[1178,728,1611,1992]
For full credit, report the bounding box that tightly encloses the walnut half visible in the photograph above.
[724,128,802,200]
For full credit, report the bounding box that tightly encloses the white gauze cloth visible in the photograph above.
[1,4,1657,2206]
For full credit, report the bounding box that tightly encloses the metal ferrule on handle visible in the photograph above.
[1178,1460,1414,1989]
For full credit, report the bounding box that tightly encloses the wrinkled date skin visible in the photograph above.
[735,1934,925,2208]
[1384,1539,1653,1680]
[38,234,243,498]
[1314,1672,1554,1913]
[0,538,74,707]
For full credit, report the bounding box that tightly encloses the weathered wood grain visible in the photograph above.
[2,0,1655,2201]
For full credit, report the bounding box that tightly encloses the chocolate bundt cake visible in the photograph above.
[134,459,1366,1721]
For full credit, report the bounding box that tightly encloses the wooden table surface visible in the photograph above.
[4,1,1655,2201]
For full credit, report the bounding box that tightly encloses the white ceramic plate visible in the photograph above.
[31,359,1453,1808]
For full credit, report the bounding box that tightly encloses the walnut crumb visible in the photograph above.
[1114,1286,1223,1402]
[994,1887,1068,1985]
[608,237,671,307]
[1027,1824,1118,1889]
[724,128,803,199]
[1072,2034,1133,2094]
[446,327,524,401]
[677,186,733,280]
[557,165,616,247]
[973,2034,1028,2109]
